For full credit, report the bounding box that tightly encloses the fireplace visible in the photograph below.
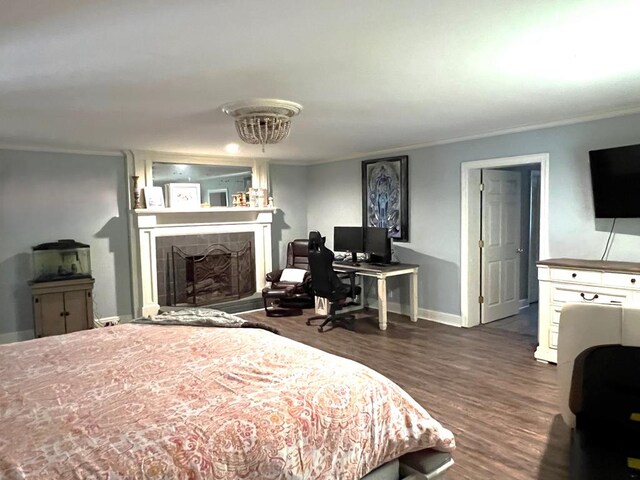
[131,208,274,317]
[156,233,255,308]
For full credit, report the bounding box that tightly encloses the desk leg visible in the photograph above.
[410,270,418,322]
[377,277,387,331]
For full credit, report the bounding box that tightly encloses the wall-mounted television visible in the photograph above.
[589,143,640,218]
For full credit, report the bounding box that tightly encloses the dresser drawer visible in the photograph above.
[602,272,640,289]
[552,286,627,305]
[549,268,602,284]
[549,326,559,350]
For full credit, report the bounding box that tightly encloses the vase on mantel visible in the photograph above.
[131,176,142,209]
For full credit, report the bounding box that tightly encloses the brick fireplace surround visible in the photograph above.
[130,208,274,317]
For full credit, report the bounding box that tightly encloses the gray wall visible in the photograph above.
[306,112,640,316]
[269,164,309,269]
[0,149,132,335]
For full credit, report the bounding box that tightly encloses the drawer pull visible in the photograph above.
[580,293,599,302]
[632,278,637,284]
[572,273,577,278]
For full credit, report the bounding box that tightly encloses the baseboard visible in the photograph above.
[519,299,530,310]
[94,314,134,327]
[382,301,463,327]
[421,308,463,327]
[0,329,35,344]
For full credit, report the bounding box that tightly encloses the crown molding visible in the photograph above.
[300,104,640,166]
[0,143,123,157]
[3,104,640,165]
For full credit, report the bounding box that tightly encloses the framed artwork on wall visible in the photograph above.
[165,183,201,208]
[361,155,409,242]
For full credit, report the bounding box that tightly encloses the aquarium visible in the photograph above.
[32,239,92,283]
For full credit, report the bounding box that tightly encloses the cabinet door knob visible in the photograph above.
[632,278,636,284]
[60,312,65,317]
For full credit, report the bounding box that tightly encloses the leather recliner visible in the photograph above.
[262,239,314,316]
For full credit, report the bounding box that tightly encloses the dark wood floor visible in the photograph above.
[240,308,570,480]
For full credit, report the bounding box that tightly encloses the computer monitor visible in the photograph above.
[333,226,364,263]
[365,227,392,264]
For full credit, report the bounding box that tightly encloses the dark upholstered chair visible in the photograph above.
[568,345,640,479]
[262,239,313,317]
[306,231,361,332]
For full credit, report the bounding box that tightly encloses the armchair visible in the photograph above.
[306,231,361,332]
[262,239,314,317]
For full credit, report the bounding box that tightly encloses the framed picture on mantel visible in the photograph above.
[165,183,201,208]
[142,186,165,208]
[361,155,409,242]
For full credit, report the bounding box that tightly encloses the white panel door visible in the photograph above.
[481,169,521,323]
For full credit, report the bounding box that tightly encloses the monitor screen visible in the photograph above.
[333,226,364,253]
[365,227,392,263]
[589,144,640,218]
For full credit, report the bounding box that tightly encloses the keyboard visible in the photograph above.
[335,260,361,266]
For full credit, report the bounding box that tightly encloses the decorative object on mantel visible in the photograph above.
[131,176,142,209]
[221,98,303,153]
[142,186,165,208]
[165,183,201,208]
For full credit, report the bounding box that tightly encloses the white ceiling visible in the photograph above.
[2,0,640,164]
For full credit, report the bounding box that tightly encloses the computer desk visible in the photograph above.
[332,262,419,330]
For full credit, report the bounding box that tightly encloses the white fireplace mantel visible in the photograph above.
[130,207,276,317]
[125,149,275,318]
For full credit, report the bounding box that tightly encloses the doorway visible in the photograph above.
[460,153,549,328]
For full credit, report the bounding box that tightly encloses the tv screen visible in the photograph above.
[589,143,640,218]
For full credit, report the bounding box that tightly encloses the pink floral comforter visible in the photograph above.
[0,324,454,479]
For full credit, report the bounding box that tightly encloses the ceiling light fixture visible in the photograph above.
[221,98,303,152]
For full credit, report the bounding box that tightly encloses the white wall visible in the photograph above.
[306,112,640,316]
[0,149,132,336]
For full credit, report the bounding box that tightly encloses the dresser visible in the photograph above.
[536,258,640,363]
[31,278,95,337]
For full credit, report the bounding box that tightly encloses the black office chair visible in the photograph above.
[307,231,361,332]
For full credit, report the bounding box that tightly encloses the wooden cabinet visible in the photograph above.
[31,278,95,337]
[536,259,640,363]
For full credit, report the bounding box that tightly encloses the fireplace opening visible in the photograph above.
[171,243,253,306]
[156,233,256,308]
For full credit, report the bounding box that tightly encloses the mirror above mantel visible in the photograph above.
[125,150,269,210]
[152,163,252,207]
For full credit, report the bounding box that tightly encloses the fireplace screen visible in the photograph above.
[170,242,254,306]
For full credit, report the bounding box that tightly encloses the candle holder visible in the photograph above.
[131,175,142,209]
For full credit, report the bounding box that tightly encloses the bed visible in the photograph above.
[0,317,455,479]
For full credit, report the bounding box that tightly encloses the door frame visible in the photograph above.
[460,153,549,328]
[528,170,542,303]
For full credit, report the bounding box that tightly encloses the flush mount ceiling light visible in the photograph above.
[221,98,302,152]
